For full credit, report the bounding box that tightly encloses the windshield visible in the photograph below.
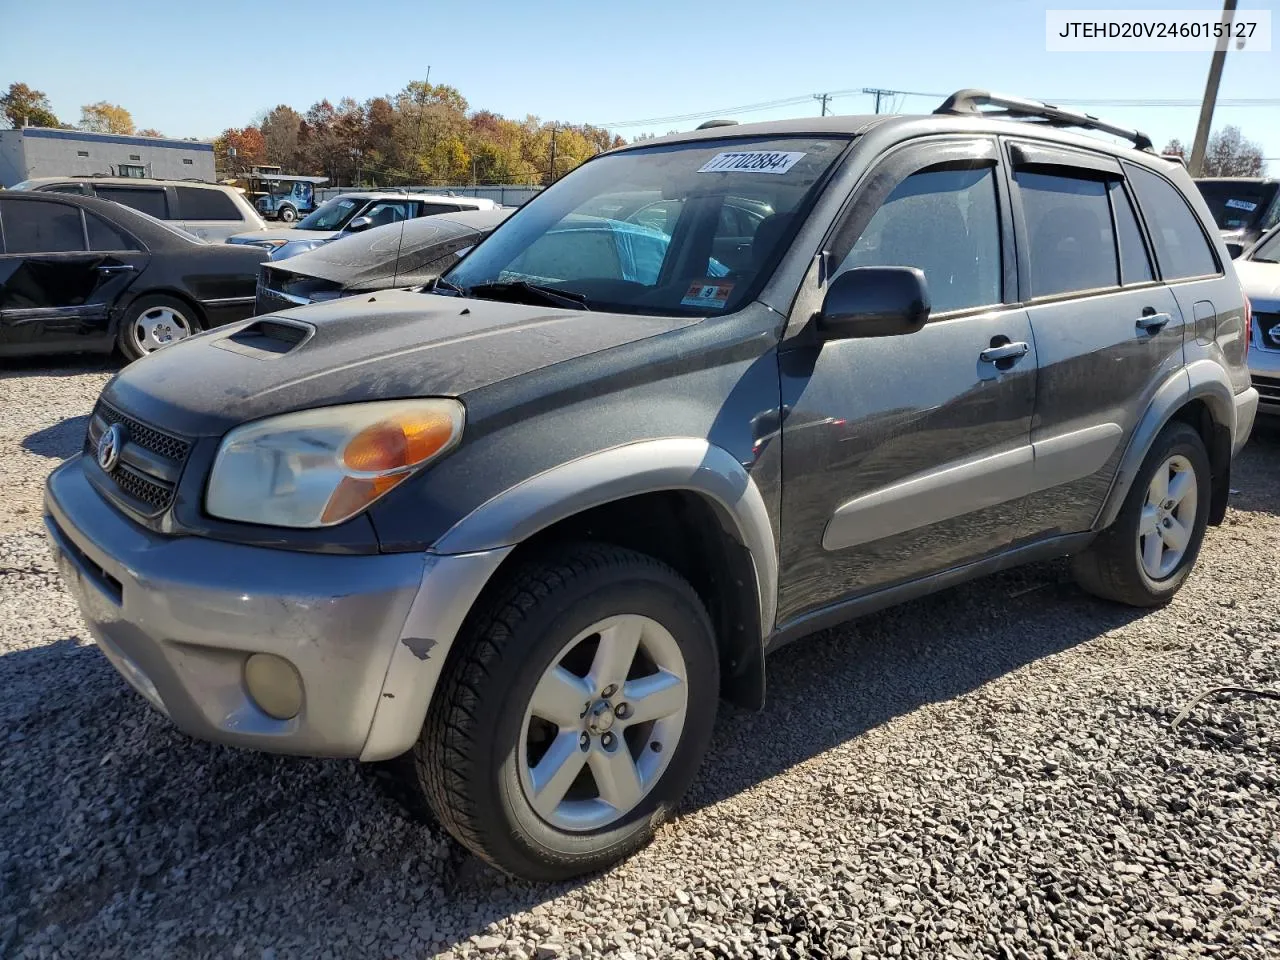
[1252,227,1280,263]
[444,136,848,315]
[1195,181,1279,231]
[296,196,364,231]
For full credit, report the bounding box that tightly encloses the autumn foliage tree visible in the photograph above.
[212,77,626,186]
[79,101,134,135]
[1,82,60,128]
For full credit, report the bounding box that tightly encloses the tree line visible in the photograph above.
[212,80,626,188]
[1,80,1269,181]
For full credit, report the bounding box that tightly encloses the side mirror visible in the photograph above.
[816,266,930,339]
[346,216,373,233]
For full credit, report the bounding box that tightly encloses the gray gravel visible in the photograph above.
[2,359,1278,960]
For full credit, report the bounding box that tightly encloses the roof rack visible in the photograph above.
[696,119,738,130]
[935,89,1153,152]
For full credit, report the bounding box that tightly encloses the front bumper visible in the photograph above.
[45,457,508,761]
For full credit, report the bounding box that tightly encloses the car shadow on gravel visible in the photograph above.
[0,354,121,380]
[22,415,91,460]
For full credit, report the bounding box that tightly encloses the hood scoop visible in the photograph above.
[213,318,314,359]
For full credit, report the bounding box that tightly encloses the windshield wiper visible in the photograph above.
[465,280,590,311]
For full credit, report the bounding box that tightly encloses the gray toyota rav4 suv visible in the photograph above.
[46,91,1259,881]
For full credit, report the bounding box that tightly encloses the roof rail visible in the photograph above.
[935,88,1153,152]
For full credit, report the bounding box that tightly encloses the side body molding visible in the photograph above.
[432,438,780,638]
[1094,360,1236,531]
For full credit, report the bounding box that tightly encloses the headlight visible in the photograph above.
[206,399,464,527]
[270,239,327,261]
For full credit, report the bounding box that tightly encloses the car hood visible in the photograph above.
[102,289,700,435]
[1236,259,1280,309]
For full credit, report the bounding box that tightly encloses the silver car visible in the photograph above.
[1234,224,1280,415]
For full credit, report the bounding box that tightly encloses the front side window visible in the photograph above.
[1127,165,1220,280]
[838,166,1001,314]
[1250,227,1280,263]
[445,136,848,315]
[360,200,416,229]
[94,186,169,220]
[1016,171,1117,298]
[1,200,86,254]
[296,197,363,231]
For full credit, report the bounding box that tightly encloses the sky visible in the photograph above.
[3,0,1279,169]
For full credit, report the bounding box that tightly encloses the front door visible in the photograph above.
[776,137,1037,628]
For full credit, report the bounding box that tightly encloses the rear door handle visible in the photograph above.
[980,341,1030,363]
[1136,311,1171,332]
[95,264,136,275]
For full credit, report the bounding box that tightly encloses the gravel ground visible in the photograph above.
[1,359,1278,960]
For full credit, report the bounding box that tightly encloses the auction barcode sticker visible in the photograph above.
[698,151,806,175]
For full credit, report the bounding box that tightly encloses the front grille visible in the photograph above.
[84,401,192,516]
[94,404,191,461]
[1254,375,1280,404]
[1255,311,1280,351]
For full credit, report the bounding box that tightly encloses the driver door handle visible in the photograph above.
[980,341,1030,363]
[1136,312,1171,332]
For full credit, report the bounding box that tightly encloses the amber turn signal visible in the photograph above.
[342,410,458,473]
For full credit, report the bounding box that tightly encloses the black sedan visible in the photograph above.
[0,191,267,360]
[255,208,511,314]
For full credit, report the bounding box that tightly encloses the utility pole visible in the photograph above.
[813,93,832,117]
[549,124,558,183]
[862,88,896,114]
[1190,0,1238,176]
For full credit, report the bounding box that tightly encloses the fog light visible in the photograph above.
[243,653,303,720]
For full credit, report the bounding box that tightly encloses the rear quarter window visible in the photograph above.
[1126,165,1219,280]
[176,187,242,221]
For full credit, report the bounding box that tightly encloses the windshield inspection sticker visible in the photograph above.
[1225,198,1258,212]
[698,151,806,175]
[681,280,734,309]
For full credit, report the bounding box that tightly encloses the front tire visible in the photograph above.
[396,543,719,881]
[277,205,297,223]
[1073,421,1211,606]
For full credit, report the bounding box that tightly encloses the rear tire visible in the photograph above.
[116,294,202,362]
[1073,421,1210,607]
[390,543,719,881]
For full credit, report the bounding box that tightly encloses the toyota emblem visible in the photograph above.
[96,423,125,473]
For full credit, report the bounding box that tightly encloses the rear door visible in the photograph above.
[0,198,145,353]
[173,185,248,241]
[1006,141,1185,537]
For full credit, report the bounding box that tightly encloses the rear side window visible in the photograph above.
[1126,166,1219,280]
[176,186,242,221]
[1109,181,1153,285]
[85,210,138,252]
[95,186,169,220]
[838,166,1002,314]
[1016,171,1117,297]
[1,200,86,254]
[417,203,463,216]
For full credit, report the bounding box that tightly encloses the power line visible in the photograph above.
[597,89,1280,130]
